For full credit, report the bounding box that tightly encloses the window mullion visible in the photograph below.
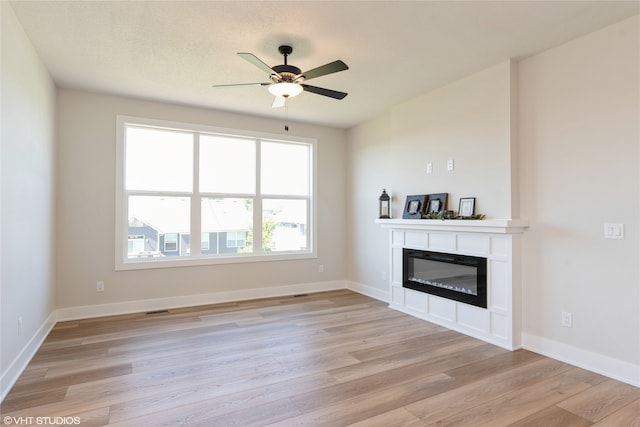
[253,139,263,254]
[121,191,130,262]
[191,133,201,257]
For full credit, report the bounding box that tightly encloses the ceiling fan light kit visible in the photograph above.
[268,82,303,99]
[214,45,349,107]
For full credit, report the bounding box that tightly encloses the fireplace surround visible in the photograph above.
[376,218,527,350]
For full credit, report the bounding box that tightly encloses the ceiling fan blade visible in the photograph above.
[212,82,270,88]
[300,60,348,81]
[272,96,286,108]
[238,53,279,77]
[301,84,348,100]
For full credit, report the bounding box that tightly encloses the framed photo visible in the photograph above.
[426,193,448,215]
[428,198,440,214]
[459,197,476,217]
[402,195,427,219]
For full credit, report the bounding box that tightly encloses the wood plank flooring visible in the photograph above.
[1,290,638,426]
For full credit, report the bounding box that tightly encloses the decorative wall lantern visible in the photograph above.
[379,189,391,219]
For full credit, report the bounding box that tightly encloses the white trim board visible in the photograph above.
[346,281,389,303]
[0,311,56,402]
[56,280,347,322]
[522,332,640,388]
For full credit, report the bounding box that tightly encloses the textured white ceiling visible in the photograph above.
[9,1,639,128]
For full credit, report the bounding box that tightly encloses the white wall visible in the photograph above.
[347,17,639,384]
[346,112,393,299]
[347,60,517,299]
[388,60,517,220]
[55,90,347,312]
[0,2,57,398]
[519,15,639,380]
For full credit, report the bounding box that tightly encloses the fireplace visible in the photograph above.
[403,248,487,309]
[377,219,527,349]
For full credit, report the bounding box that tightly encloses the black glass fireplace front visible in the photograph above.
[403,249,487,309]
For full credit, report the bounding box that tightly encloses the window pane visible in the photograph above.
[261,141,309,196]
[201,198,253,255]
[128,196,190,258]
[125,126,193,192]
[263,199,307,252]
[128,235,145,256]
[200,135,255,194]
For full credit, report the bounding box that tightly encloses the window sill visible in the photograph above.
[115,251,316,271]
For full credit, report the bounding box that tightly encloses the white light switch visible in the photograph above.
[604,223,624,240]
[447,159,454,171]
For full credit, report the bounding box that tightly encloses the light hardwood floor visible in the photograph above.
[2,290,638,426]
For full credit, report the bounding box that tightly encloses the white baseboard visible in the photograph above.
[1,310,57,402]
[56,280,348,322]
[522,332,640,387]
[346,281,389,303]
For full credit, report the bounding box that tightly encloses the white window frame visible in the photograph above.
[115,115,317,270]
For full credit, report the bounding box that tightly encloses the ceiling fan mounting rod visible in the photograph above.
[278,45,293,65]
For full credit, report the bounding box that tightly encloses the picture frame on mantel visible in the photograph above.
[459,197,476,217]
[426,193,448,215]
[402,195,427,219]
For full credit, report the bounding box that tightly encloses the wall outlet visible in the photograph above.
[318,264,324,273]
[426,163,433,174]
[97,281,105,292]
[604,223,624,239]
[18,316,23,336]
[447,159,454,171]
[561,311,572,328]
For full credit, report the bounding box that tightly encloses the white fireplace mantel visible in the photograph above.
[376,218,528,350]
[375,218,528,234]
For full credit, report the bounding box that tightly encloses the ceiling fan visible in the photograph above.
[213,45,349,108]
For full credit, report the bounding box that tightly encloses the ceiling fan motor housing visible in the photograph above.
[272,65,303,83]
[271,45,304,83]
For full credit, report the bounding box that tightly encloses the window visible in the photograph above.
[226,231,247,248]
[116,116,316,269]
[163,233,179,252]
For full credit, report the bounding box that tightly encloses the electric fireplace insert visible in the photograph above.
[403,248,487,309]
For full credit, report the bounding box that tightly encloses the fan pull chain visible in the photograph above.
[284,103,289,132]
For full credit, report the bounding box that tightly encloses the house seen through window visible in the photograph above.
[116,116,315,269]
